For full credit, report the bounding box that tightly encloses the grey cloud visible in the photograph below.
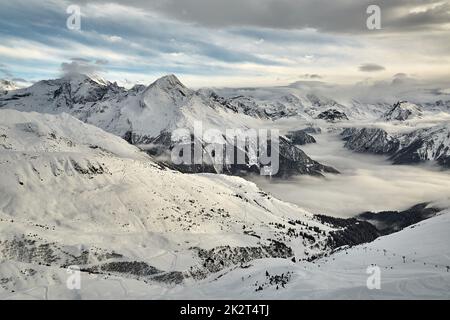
[82,0,450,33]
[95,59,109,65]
[387,2,450,30]
[60,58,105,77]
[11,77,28,83]
[359,63,386,72]
[70,57,91,63]
[393,73,408,78]
[300,74,323,79]
[391,74,417,86]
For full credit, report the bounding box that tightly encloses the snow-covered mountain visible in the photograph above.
[171,208,450,299]
[1,80,449,299]
[342,127,401,155]
[214,83,450,124]
[381,101,423,121]
[214,87,375,121]
[2,74,449,174]
[0,109,346,290]
[0,74,124,111]
[342,123,450,168]
[0,74,339,177]
[393,124,450,167]
[0,110,446,299]
[316,109,349,122]
[0,74,245,141]
[0,80,19,95]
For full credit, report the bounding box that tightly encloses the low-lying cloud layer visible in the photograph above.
[251,133,450,217]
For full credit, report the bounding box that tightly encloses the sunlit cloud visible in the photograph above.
[0,0,448,88]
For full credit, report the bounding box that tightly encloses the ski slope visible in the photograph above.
[1,209,448,299]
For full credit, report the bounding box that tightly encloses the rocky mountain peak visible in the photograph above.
[382,101,423,121]
[149,74,186,90]
[142,74,192,107]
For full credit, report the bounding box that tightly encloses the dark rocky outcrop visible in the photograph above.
[300,127,322,134]
[381,101,422,121]
[357,203,441,234]
[317,109,349,122]
[276,137,339,177]
[342,125,450,168]
[145,132,339,178]
[285,130,316,145]
[315,215,380,249]
[316,203,442,250]
[190,240,293,279]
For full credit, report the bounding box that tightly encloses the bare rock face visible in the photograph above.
[276,136,339,177]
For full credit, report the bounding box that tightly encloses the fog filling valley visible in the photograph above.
[250,133,450,217]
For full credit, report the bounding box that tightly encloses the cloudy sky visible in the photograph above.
[0,0,449,87]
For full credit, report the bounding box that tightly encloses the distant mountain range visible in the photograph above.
[2,73,449,171]
[0,74,342,177]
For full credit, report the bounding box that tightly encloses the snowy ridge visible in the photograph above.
[393,123,450,167]
[0,73,246,141]
[0,74,124,113]
[214,86,387,121]
[381,101,423,121]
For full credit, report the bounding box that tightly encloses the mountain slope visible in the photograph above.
[0,109,341,292]
[2,200,448,299]
[342,124,450,168]
[381,101,423,121]
[342,127,400,154]
[392,124,450,167]
[0,74,124,111]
